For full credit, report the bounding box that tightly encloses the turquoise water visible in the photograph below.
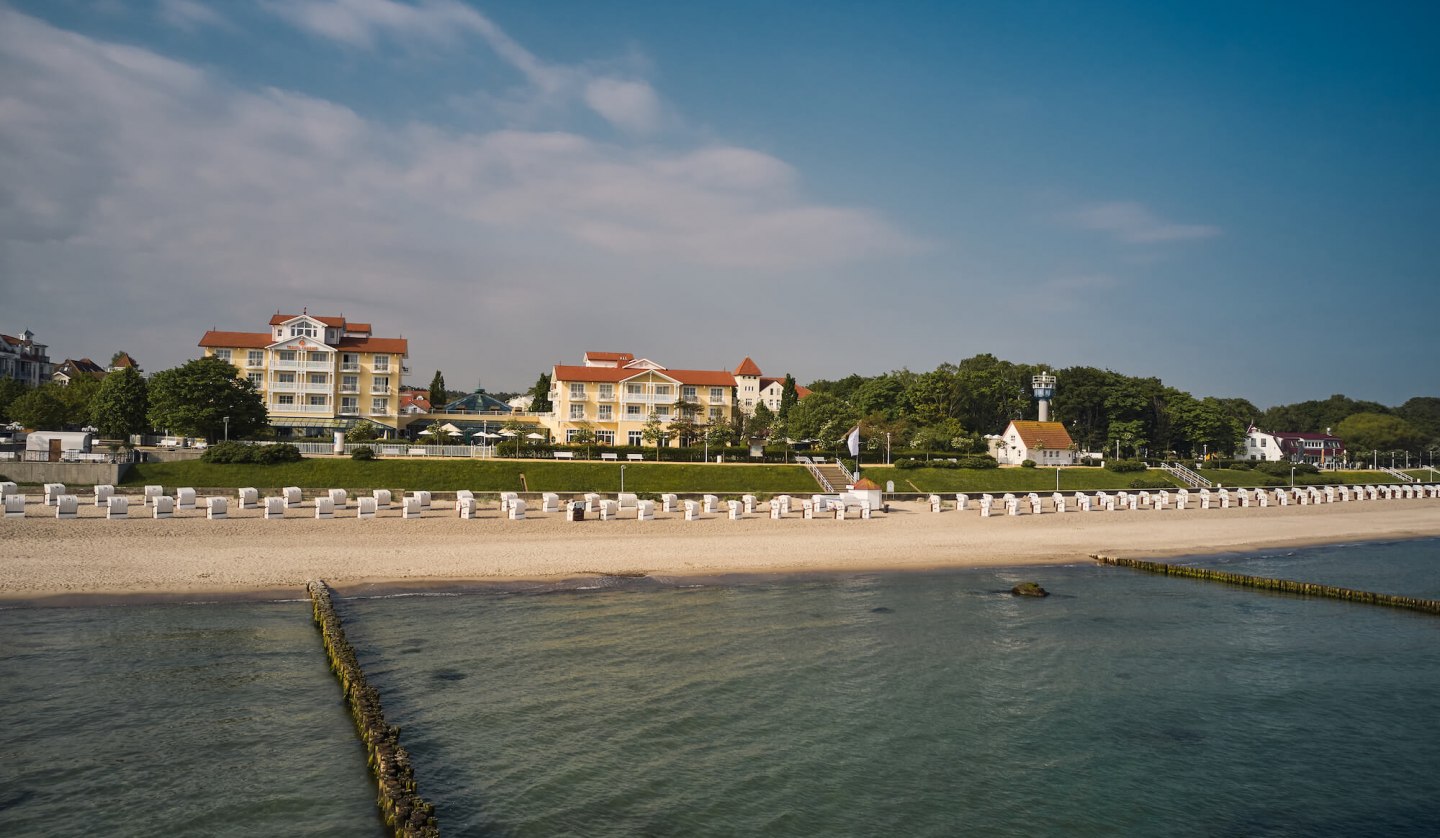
[3,539,1440,836]
[0,601,383,837]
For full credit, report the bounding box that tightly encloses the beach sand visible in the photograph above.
[2,493,1438,604]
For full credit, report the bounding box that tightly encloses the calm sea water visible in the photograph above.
[4,539,1440,836]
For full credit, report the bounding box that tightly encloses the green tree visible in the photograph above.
[0,377,27,422]
[345,419,382,443]
[778,374,800,419]
[91,366,150,438]
[428,371,448,410]
[147,356,268,441]
[783,392,859,446]
[746,400,776,438]
[569,421,597,457]
[1335,412,1424,456]
[641,415,671,459]
[527,373,553,413]
[1395,397,1440,446]
[7,385,68,429]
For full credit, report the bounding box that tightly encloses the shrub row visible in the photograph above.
[201,441,304,464]
[1105,459,1148,473]
[893,456,998,470]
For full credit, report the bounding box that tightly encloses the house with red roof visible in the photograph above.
[545,352,804,446]
[1242,425,1344,466]
[986,420,1080,466]
[0,329,53,387]
[198,310,409,436]
[51,358,107,386]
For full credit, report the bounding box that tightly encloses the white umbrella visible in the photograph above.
[417,429,434,436]
[526,432,545,440]
[447,430,463,437]
[498,430,517,437]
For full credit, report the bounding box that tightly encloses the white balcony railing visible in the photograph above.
[270,403,332,414]
[269,381,300,392]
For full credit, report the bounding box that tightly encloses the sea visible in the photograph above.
[3,538,1439,837]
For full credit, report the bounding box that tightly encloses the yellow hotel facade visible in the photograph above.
[545,352,787,446]
[199,312,408,437]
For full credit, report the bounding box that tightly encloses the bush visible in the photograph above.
[1078,456,1102,467]
[1106,459,1148,473]
[1256,461,1318,478]
[351,446,376,461]
[893,455,997,470]
[1128,477,1173,489]
[201,441,303,465]
[1020,459,1036,468]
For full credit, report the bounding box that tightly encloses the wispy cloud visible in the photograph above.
[157,0,226,31]
[1063,201,1220,244]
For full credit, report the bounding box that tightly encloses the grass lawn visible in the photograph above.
[117,458,821,495]
[860,466,1180,493]
[1196,468,1413,488]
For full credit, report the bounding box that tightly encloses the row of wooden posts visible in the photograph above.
[307,580,440,837]
[1094,555,1440,616]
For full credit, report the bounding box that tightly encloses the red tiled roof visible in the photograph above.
[1009,421,1075,449]
[553,364,737,387]
[584,351,634,363]
[111,353,136,368]
[335,336,407,354]
[199,330,272,349]
[759,377,810,398]
[733,357,762,376]
[269,313,348,328]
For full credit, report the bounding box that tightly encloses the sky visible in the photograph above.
[2,0,1437,408]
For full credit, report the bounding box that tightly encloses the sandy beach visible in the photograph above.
[2,493,1438,604]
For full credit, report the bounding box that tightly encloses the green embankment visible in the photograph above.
[118,459,820,494]
[107,460,1433,495]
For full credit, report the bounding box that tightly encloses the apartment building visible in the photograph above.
[546,352,785,445]
[0,329,54,387]
[199,312,408,436]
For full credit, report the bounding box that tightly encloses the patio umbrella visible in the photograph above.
[526,432,545,440]
[417,429,434,436]
[447,430,463,438]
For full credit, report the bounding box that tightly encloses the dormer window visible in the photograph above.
[292,322,318,339]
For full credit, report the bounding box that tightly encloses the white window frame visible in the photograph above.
[628,431,643,446]
[570,404,585,420]
[247,350,264,367]
[598,383,614,400]
[570,382,586,399]
[373,356,390,372]
[213,349,232,362]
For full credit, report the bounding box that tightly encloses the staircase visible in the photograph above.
[1157,461,1213,488]
[1380,466,1416,483]
[812,462,852,493]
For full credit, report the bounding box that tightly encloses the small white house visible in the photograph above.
[25,431,94,458]
[986,421,1078,466]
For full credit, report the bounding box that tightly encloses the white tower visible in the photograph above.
[1032,372,1056,422]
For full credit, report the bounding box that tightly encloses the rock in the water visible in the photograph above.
[1011,582,1049,598]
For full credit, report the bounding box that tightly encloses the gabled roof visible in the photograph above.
[733,357,762,376]
[553,364,737,387]
[1007,420,1075,449]
[199,330,272,349]
[335,336,407,354]
[759,377,811,398]
[110,353,137,369]
[270,313,347,328]
[584,351,634,364]
[1250,426,1343,443]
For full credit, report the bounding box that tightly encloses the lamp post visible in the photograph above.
[223,415,230,442]
[886,432,891,465]
[620,464,626,494]
[1290,466,1295,488]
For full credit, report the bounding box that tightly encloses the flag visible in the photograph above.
[846,425,861,458]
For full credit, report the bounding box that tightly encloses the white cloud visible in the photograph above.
[1064,201,1220,244]
[157,0,226,31]
[0,7,916,383]
[582,77,663,135]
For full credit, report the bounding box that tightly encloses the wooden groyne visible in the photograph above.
[307,580,440,837]
[1093,555,1440,616]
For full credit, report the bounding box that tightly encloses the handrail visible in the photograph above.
[835,458,856,485]
[1381,466,1416,483]
[806,463,833,492]
[1157,461,1212,488]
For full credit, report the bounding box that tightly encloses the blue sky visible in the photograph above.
[2,0,1436,408]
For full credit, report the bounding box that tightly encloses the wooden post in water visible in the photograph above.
[307,580,440,837]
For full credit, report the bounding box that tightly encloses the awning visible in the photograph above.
[269,418,357,429]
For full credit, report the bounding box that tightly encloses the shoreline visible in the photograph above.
[3,498,1438,607]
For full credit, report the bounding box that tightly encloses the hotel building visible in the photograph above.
[546,352,790,445]
[199,312,408,436]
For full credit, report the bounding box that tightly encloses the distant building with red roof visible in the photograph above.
[198,310,409,437]
[1243,425,1344,466]
[987,420,1079,466]
[545,352,806,447]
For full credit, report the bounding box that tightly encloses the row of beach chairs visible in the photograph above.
[921,484,1440,516]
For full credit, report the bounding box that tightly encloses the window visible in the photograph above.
[278,350,296,363]
[628,431,643,446]
[247,372,263,388]
[681,386,697,400]
[597,430,615,445]
[570,383,586,399]
[308,372,328,386]
[598,404,613,421]
[213,349,232,362]
[247,350,264,367]
[626,404,643,417]
[1260,438,1266,447]
[276,371,296,384]
[341,375,358,392]
[341,397,358,414]
[308,394,327,407]
[276,394,295,406]
[292,323,317,338]
[598,383,614,400]
[566,429,580,443]
[570,404,585,420]
[655,405,671,417]
[373,356,389,372]
[373,376,389,392]
[341,353,359,371]
[626,383,644,397]
[709,406,723,421]
[710,387,725,402]
[371,397,389,414]
[745,398,753,407]
[654,384,672,397]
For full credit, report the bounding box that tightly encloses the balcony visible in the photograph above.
[270,403,332,414]
[340,363,360,372]
[269,380,300,392]
[340,385,359,394]
[273,359,333,371]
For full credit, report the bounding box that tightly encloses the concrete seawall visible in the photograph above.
[0,461,132,485]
